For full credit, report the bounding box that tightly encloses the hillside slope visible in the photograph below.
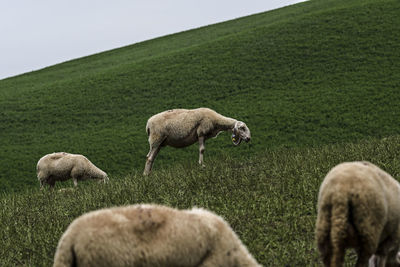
[0,0,399,192]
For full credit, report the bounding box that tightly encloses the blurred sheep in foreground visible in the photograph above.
[53,204,261,267]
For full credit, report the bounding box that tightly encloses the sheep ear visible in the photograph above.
[232,126,237,136]
[233,121,240,135]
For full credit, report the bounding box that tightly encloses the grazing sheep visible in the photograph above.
[315,161,400,267]
[37,152,109,189]
[143,108,251,175]
[53,204,261,267]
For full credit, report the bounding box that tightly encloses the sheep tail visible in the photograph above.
[53,242,77,267]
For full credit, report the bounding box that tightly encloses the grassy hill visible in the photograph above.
[1,0,400,265]
[1,0,399,192]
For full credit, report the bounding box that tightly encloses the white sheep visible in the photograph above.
[143,108,251,175]
[53,204,261,267]
[37,152,109,189]
[315,161,400,267]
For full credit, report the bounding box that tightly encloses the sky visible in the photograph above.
[0,0,306,80]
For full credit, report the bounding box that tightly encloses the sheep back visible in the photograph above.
[316,161,400,265]
[53,204,260,267]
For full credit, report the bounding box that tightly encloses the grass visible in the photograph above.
[2,135,400,266]
[1,0,400,265]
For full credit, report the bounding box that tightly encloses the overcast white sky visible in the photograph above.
[0,0,306,80]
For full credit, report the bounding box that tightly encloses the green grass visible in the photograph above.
[1,0,400,265]
[2,136,400,266]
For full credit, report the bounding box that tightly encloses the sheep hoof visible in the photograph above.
[58,188,75,193]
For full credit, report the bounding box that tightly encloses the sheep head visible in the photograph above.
[232,121,251,146]
[95,172,109,184]
[101,174,110,184]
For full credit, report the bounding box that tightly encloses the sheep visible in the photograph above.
[37,152,109,189]
[315,161,400,267]
[143,108,251,175]
[53,204,261,267]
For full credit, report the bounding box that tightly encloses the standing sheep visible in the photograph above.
[143,108,251,175]
[315,161,400,267]
[37,152,109,189]
[53,204,261,267]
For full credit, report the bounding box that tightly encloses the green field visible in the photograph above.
[1,0,400,265]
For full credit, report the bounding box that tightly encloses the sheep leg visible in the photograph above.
[355,249,373,267]
[369,236,397,267]
[198,136,205,166]
[144,141,162,175]
[39,180,45,190]
[330,244,345,267]
[48,178,56,189]
[70,168,80,187]
[319,243,332,267]
[38,171,47,190]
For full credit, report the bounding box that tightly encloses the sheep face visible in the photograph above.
[94,172,109,184]
[102,175,110,184]
[232,121,251,145]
